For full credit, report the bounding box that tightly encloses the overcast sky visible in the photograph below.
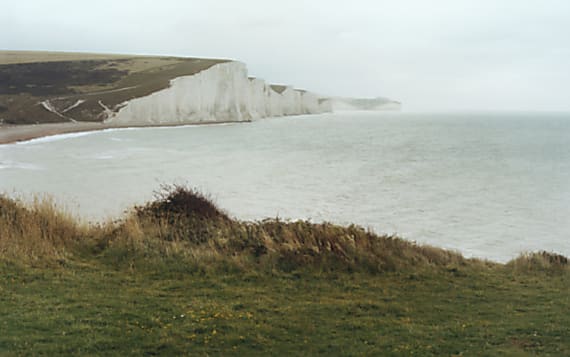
[2,0,570,111]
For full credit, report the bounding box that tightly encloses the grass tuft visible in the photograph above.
[0,195,85,265]
[507,251,569,274]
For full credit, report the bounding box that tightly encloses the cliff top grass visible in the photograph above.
[0,51,228,124]
[0,51,134,65]
[1,186,569,355]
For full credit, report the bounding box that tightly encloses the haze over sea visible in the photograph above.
[1,112,568,262]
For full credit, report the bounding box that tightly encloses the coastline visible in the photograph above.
[0,120,251,145]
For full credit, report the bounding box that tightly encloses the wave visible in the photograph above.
[9,122,238,146]
[14,131,99,145]
[0,160,42,170]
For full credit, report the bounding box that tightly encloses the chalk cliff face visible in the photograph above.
[106,62,330,125]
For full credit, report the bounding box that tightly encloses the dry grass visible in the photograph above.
[0,186,566,275]
[98,186,474,273]
[0,195,87,264]
[506,251,569,273]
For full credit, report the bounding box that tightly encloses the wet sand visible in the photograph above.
[0,120,249,145]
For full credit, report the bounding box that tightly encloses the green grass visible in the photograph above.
[1,262,569,355]
[1,187,569,355]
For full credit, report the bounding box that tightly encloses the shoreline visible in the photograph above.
[0,120,250,145]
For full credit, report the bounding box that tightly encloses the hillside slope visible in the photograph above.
[0,51,330,126]
[0,52,226,124]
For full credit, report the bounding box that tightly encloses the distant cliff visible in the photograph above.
[325,97,402,111]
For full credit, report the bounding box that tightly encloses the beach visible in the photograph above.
[0,122,108,145]
[0,120,251,145]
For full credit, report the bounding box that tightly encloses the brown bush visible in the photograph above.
[135,185,229,222]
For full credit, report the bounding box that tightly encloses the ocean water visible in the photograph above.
[1,112,569,262]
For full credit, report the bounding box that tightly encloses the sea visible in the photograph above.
[1,111,569,262]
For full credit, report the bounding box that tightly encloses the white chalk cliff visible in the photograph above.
[104,61,399,126]
[106,62,331,125]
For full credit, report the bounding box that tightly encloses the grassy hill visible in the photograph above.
[1,186,569,355]
[0,51,227,125]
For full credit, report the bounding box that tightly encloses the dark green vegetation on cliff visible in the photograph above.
[0,51,227,125]
[1,187,569,355]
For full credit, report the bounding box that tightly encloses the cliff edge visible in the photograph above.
[105,61,330,125]
[0,51,399,127]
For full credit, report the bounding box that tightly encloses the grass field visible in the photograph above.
[0,51,133,65]
[1,187,569,355]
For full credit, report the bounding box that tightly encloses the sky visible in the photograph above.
[2,0,570,111]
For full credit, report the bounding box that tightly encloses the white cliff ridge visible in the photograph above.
[106,62,330,125]
[104,61,399,126]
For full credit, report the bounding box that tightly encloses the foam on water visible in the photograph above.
[1,112,569,262]
[13,131,99,145]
